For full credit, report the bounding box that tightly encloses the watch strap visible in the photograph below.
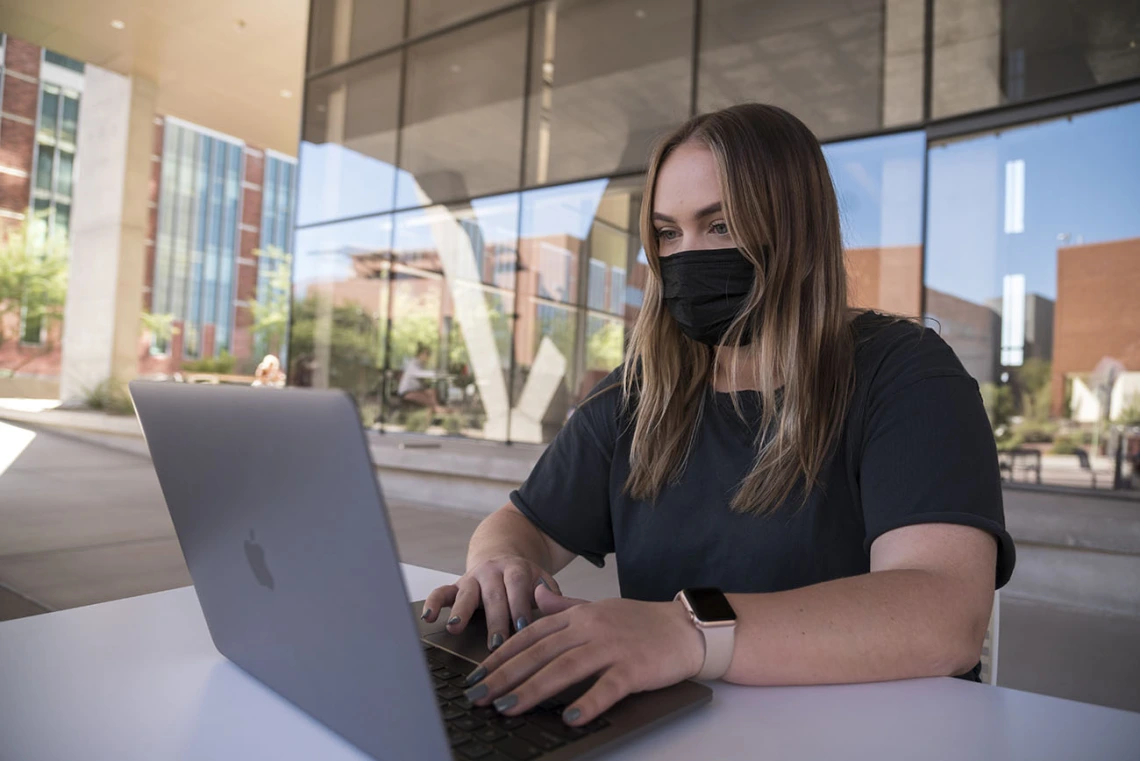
[696,618,735,680]
[675,590,736,681]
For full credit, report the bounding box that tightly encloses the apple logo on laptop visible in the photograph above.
[244,530,275,590]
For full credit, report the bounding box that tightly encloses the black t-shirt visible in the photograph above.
[512,311,1015,607]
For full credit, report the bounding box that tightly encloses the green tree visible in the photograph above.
[1116,393,1140,427]
[0,214,69,348]
[248,246,293,360]
[288,294,382,400]
[586,319,624,371]
[140,311,179,352]
[980,381,1016,429]
[1012,358,1052,422]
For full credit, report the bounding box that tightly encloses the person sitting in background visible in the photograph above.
[252,355,286,388]
[399,344,439,412]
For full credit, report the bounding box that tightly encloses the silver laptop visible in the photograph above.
[129,381,710,761]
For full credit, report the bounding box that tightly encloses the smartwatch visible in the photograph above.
[674,587,737,681]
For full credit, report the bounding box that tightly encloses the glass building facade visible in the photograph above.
[151,119,245,358]
[294,0,1140,491]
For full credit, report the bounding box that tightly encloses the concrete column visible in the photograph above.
[59,69,157,403]
[882,0,926,127]
[931,0,1003,118]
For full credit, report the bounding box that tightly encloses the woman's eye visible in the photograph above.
[711,221,729,235]
[655,228,678,241]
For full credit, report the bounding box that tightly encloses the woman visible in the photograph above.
[422,103,1014,728]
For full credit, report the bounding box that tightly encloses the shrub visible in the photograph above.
[181,350,237,374]
[84,379,134,416]
[403,408,432,433]
[1051,434,1082,455]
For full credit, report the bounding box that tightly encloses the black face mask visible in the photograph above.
[658,247,756,346]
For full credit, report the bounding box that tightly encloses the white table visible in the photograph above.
[2,565,1138,761]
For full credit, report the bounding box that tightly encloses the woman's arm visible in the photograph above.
[723,523,997,684]
[466,504,578,575]
[467,522,997,726]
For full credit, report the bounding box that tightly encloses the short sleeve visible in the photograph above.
[510,384,619,568]
[857,327,1016,588]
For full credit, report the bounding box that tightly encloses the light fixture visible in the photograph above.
[635,9,647,19]
[110,19,125,30]
[449,63,462,74]
[280,89,293,98]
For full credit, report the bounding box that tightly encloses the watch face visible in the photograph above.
[684,587,736,623]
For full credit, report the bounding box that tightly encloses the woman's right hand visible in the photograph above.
[421,556,561,652]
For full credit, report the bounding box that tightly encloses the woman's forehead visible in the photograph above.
[654,143,722,216]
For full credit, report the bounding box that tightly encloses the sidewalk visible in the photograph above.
[0,399,545,514]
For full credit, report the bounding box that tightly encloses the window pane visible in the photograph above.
[55,150,74,198]
[699,0,911,139]
[408,0,517,37]
[290,215,395,420]
[298,53,401,225]
[924,101,1140,491]
[54,202,70,238]
[215,143,243,351]
[34,144,54,192]
[390,196,518,439]
[44,50,84,72]
[308,0,405,71]
[524,0,692,186]
[518,177,644,441]
[153,124,182,315]
[933,0,1140,119]
[39,87,59,138]
[822,131,926,316]
[60,96,79,144]
[397,11,527,207]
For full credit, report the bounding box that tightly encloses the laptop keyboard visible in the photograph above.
[423,642,609,760]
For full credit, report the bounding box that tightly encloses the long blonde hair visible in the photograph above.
[621,103,855,515]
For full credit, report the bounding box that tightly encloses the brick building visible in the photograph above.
[1052,237,1140,416]
[0,33,297,390]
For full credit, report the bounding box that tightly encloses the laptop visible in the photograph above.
[129,381,711,761]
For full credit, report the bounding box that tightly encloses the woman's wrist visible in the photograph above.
[665,599,707,680]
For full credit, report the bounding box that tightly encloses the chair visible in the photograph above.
[1074,449,1098,488]
[979,591,1001,686]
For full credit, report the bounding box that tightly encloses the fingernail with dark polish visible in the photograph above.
[515,616,528,631]
[465,666,487,686]
[563,707,581,724]
[420,608,432,621]
[535,577,551,591]
[465,683,488,701]
[490,632,504,651]
[448,616,461,626]
[493,694,518,713]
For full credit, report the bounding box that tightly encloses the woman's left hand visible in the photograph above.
[463,583,706,727]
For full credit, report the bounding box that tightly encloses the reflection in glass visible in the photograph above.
[822,131,925,316]
[60,96,79,144]
[308,0,406,71]
[39,87,59,139]
[389,196,519,438]
[925,101,1140,490]
[291,215,396,423]
[933,0,1140,118]
[408,0,518,37]
[397,11,527,207]
[516,177,643,442]
[699,0,893,139]
[524,0,692,186]
[298,53,401,226]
